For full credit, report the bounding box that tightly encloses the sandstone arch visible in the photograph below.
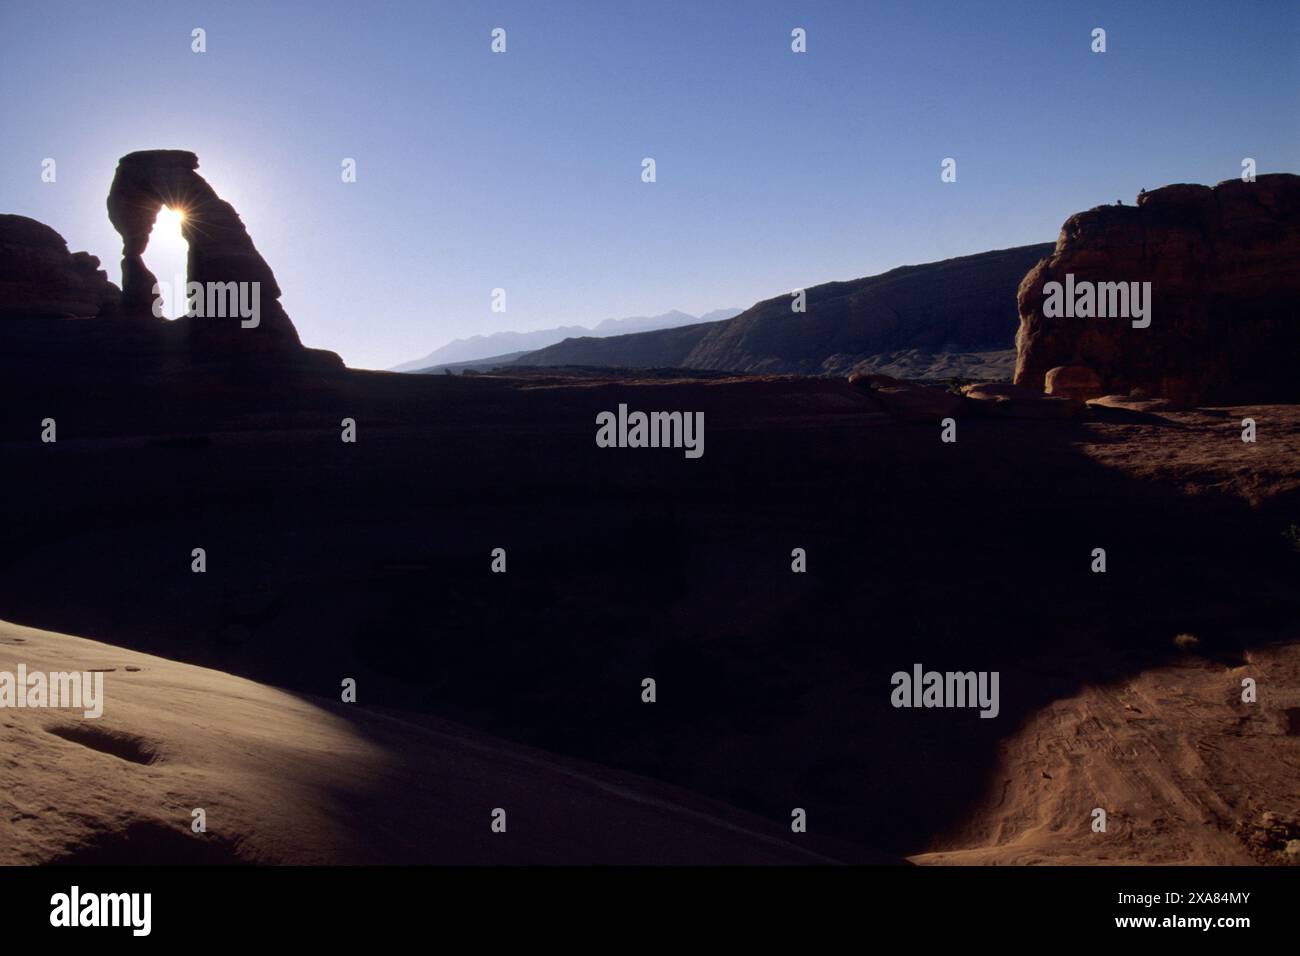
[107,150,302,350]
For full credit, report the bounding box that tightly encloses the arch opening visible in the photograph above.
[145,204,190,319]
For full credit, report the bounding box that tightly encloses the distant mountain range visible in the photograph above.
[390,309,741,372]
[502,244,1054,377]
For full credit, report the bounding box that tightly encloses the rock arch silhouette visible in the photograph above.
[106,150,301,351]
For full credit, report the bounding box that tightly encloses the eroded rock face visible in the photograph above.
[106,150,303,352]
[1014,174,1300,405]
[0,214,120,320]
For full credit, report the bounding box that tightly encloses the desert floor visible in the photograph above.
[1,370,1297,863]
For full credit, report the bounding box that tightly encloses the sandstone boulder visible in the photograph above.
[960,381,1085,419]
[960,382,1035,402]
[1014,174,1300,404]
[0,214,120,320]
[1085,394,1176,414]
[1044,365,1103,401]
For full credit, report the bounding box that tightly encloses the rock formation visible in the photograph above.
[1014,174,1300,405]
[0,152,341,375]
[848,372,1084,421]
[1043,365,1103,401]
[848,372,963,422]
[0,215,120,320]
[960,381,1083,419]
[106,149,308,354]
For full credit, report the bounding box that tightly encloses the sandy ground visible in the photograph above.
[912,640,1300,865]
[912,402,1300,866]
[2,377,1297,865]
[0,619,866,865]
[1078,402,1300,508]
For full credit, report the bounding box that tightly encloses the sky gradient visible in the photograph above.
[2,0,1296,369]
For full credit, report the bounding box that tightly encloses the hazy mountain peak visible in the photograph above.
[390,308,740,372]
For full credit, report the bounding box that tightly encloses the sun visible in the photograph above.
[155,205,186,231]
[150,205,190,318]
[151,205,188,256]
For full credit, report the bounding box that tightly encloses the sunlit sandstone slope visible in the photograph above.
[912,640,1300,865]
[0,619,863,865]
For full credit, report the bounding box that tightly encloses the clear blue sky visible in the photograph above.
[2,0,1296,369]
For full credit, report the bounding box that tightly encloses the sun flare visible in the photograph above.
[155,205,185,230]
[150,205,189,318]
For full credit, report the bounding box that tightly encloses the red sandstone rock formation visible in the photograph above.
[106,149,309,354]
[1014,174,1300,405]
[0,215,120,320]
[960,381,1084,418]
[0,152,341,372]
[1043,365,1103,401]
